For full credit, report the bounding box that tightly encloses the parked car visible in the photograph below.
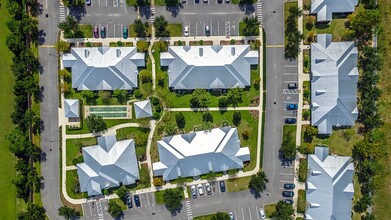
[195,0,199,3]
[94,26,99,38]
[203,0,208,2]
[218,0,222,3]
[205,182,211,195]
[182,0,186,2]
[126,195,132,208]
[259,208,266,219]
[282,191,294,197]
[219,181,226,192]
[100,26,106,39]
[283,199,294,205]
[198,184,204,195]
[86,0,91,5]
[229,212,234,220]
[226,0,230,2]
[286,104,298,110]
[284,183,295,189]
[205,25,210,36]
[184,25,189,37]
[134,195,140,207]
[123,27,128,39]
[288,83,298,89]
[191,185,197,198]
[285,118,297,124]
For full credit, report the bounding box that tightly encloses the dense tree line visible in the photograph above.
[284,6,303,59]
[5,0,44,216]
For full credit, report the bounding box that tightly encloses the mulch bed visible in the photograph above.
[189,40,213,46]
[220,40,245,45]
[250,96,260,119]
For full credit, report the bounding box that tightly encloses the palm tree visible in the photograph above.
[58,206,79,220]
[248,171,269,193]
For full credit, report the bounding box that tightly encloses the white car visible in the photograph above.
[184,25,189,37]
[229,212,234,220]
[205,182,211,195]
[259,208,266,219]
[191,185,197,198]
[197,184,204,195]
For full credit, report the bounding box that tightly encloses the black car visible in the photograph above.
[195,0,199,3]
[126,196,132,208]
[218,0,222,3]
[285,118,296,124]
[288,83,298,89]
[282,191,294,197]
[283,199,294,205]
[101,26,106,39]
[134,195,140,207]
[219,181,226,192]
[284,183,295,189]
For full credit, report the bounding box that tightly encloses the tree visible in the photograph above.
[137,40,149,52]
[175,112,186,129]
[227,87,243,106]
[270,200,294,220]
[58,16,79,38]
[113,89,128,104]
[133,19,147,37]
[218,97,229,108]
[304,126,318,142]
[212,212,230,220]
[163,188,183,213]
[165,123,177,135]
[202,112,213,122]
[305,15,316,30]
[117,186,128,202]
[63,0,85,7]
[134,89,142,99]
[248,172,269,194]
[17,203,46,220]
[86,114,107,133]
[201,121,214,131]
[155,16,169,37]
[354,195,372,213]
[55,40,70,52]
[139,69,152,83]
[108,200,123,218]
[165,0,179,6]
[58,69,72,82]
[232,111,242,126]
[98,90,111,105]
[348,10,380,43]
[153,177,163,187]
[190,89,211,108]
[58,206,80,220]
[81,90,96,104]
[242,17,260,36]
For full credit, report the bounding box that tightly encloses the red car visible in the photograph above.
[94,26,99,38]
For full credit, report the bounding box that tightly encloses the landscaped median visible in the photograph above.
[297,189,306,213]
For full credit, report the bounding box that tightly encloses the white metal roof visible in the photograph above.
[133,100,153,119]
[306,147,354,220]
[152,127,250,181]
[311,34,358,135]
[62,47,145,91]
[76,135,139,196]
[64,99,79,118]
[311,0,358,21]
[160,45,258,90]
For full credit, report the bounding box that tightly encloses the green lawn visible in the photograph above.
[116,127,150,141]
[264,203,276,217]
[151,111,259,171]
[284,1,298,44]
[128,24,152,38]
[300,125,362,156]
[227,176,251,192]
[302,17,346,44]
[153,42,261,108]
[193,212,229,220]
[239,22,245,36]
[66,138,97,166]
[66,170,86,199]
[167,24,183,37]
[154,0,165,6]
[297,189,306,213]
[0,0,17,217]
[79,24,93,38]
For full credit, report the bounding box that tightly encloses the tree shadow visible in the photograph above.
[169,204,183,217]
[239,3,255,15]
[250,188,261,199]
[139,6,151,19]
[30,1,44,17]
[165,4,183,18]
[38,29,46,45]
[68,6,87,22]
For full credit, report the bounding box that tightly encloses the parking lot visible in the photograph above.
[281,61,299,121]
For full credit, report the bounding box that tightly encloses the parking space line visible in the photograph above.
[279,180,292,183]
[284,65,298,67]
[113,24,116,38]
[106,0,108,7]
[195,22,197,37]
[280,173,294,175]
[248,207,252,220]
[241,208,245,220]
[217,21,219,36]
[234,209,237,220]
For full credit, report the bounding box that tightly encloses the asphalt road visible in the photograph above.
[261,0,297,202]
[38,0,63,219]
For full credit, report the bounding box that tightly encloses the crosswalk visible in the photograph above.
[150,7,156,23]
[59,4,66,22]
[257,0,263,25]
[97,200,104,220]
[185,200,193,220]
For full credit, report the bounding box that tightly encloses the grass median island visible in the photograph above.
[151,110,259,171]
[79,24,93,38]
[227,176,251,192]
[298,158,307,182]
[0,0,17,217]
[264,203,276,217]
[66,137,97,166]
[167,24,183,37]
[154,187,184,204]
[283,1,298,44]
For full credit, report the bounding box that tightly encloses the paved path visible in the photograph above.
[65,123,141,139]
[166,106,259,112]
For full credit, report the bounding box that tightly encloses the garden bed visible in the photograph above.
[297,189,306,213]
[220,40,245,45]
[298,158,307,182]
[109,41,134,47]
[78,42,102,47]
[189,40,213,46]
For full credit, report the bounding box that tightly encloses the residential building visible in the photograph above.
[133,100,153,119]
[306,146,354,220]
[62,47,145,91]
[160,45,258,90]
[153,127,250,181]
[311,34,358,135]
[311,0,358,22]
[64,99,79,118]
[76,135,139,196]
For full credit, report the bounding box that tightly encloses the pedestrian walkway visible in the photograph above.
[185,200,193,220]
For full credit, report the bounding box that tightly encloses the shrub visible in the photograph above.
[153,112,161,119]
[117,41,123,47]
[218,97,229,108]
[177,40,183,46]
[155,104,162,113]
[242,130,250,140]
[151,97,160,106]
[202,112,213,123]
[137,40,149,52]
[134,89,142,99]
[230,39,236,45]
[139,69,152,83]
[153,177,163,187]
[253,78,260,90]
[233,112,242,126]
[198,40,204,45]
[86,42,92,47]
[302,110,310,120]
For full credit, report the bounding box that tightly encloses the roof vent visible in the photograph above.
[116,49,121,58]
[231,47,235,56]
[84,50,90,58]
[199,48,203,57]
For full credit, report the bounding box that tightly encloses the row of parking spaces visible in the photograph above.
[282,64,299,120]
[92,23,129,39]
[82,199,109,219]
[188,181,225,199]
[183,20,239,37]
[182,0,231,6]
[86,0,125,8]
[129,192,156,209]
[230,205,264,220]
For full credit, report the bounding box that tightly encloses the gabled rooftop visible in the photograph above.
[311,0,358,22]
